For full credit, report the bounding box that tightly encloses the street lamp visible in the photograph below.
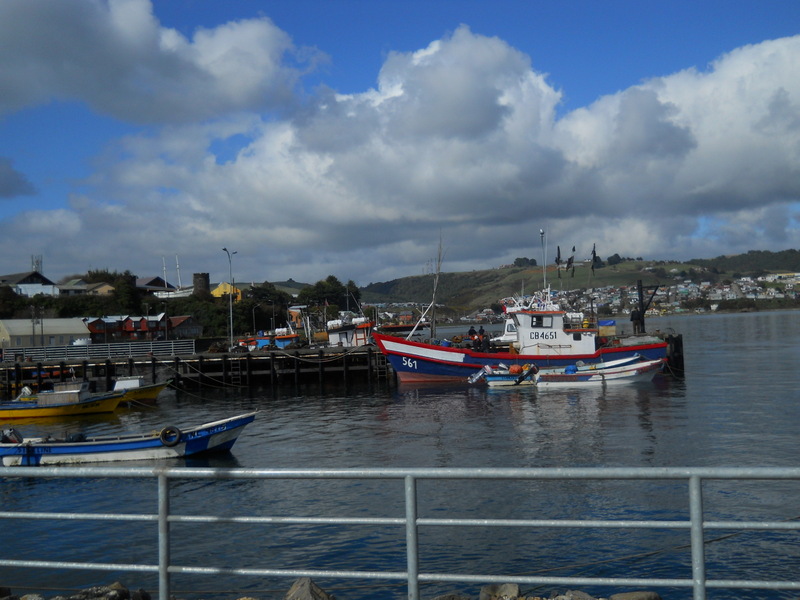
[222,247,237,349]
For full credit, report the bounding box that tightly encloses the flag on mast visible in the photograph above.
[555,246,562,278]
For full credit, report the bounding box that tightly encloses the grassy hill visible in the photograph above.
[272,279,310,297]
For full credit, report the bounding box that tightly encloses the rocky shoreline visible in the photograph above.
[0,579,664,600]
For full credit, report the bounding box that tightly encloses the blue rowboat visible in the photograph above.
[0,411,257,466]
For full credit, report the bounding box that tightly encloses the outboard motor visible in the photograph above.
[2,428,24,443]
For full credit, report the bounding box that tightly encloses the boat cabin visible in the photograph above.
[511,310,598,356]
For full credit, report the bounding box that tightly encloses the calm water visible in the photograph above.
[2,311,800,599]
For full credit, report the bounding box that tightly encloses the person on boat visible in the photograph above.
[472,334,482,351]
[630,308,642,334]
[467,325,477,337]
[478,325,485,336]
[481,334,490,353]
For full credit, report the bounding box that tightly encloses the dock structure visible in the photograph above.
[0,332,683,399]
[0,346,391,399]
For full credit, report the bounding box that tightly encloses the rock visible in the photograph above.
[561,591,597,600]
[609,593,661,600]
[285,577,335,600]
[20,595,45,600]
[430,595,471,600]
[479,583,520,600]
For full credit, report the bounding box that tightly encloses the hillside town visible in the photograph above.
[509,271,800,321]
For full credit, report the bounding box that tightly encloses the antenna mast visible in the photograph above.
[540,229,547,289]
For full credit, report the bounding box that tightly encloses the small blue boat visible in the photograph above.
[0,411,257,466]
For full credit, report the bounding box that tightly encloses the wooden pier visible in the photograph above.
[1,346,392,399]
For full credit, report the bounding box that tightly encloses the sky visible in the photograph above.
[1,1,799,289]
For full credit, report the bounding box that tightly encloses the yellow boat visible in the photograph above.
[113,377,172,405]
[0,382,125,420]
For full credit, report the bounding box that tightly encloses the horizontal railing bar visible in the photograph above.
[3,558,798,592]
[0,511,154,522]
[419,574,800,590]
[5,511,796,532]
[704,520,800,530]
[0,559,157,573]
[418,518,690,528]
[170,515,406,525]
[7,466,800,480]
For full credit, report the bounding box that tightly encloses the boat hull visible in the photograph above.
[0,393,125,419]
[373,332,668,383]
[0,411,257,466]
[485,358,665,387]
[117,380,171,404]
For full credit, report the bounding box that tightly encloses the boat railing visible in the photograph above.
[563,315,598,330]
[1,466,799,600]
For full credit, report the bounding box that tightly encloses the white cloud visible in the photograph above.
[0,0,319,122]
[1,4,799,285]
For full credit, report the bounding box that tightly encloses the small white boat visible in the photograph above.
[472,356,666,387]
[0,411,257,466]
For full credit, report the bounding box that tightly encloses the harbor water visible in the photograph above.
[2,310,800,599]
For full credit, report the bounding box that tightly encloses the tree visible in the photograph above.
[297,276,345,307]
[513,257,537,267]
[0,286,23,319]
[247,281,292,305]
[111,271,143,313]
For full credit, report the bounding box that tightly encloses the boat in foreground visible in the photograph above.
[0,382,126,419]
[0,411,258,466]
[474,356,666,387]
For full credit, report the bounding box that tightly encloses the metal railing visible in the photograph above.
[1,466,799,600]
[0,340,195,362]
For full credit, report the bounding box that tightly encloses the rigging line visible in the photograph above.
[153,357,250,388]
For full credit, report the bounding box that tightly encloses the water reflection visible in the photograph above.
[3,312,800,599]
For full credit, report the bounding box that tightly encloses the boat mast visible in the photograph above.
[175,255,182,290]
[540,229,547,289]
[407,234,444,341]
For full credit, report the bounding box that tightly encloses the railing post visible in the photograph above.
[158,472,171,600]
[689,475,706,600]
[404,475,420,600]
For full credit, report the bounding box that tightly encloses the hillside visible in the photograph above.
[360,262,679,309]
[272,249,800,311]
[360,248,800,310]
[272,279,309,296]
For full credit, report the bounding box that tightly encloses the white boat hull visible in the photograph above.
[483,358,665,388]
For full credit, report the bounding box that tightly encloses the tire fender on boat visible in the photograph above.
[159,426,182,447]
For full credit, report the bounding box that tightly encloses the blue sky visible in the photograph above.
[1,0,799,287]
